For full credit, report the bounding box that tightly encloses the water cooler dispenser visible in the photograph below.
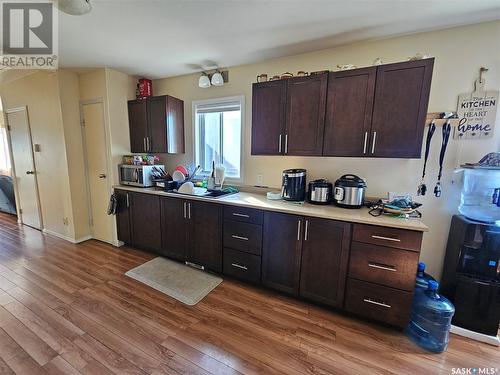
[440,157,500,344]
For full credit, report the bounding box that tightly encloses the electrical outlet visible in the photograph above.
[257,174,263,186]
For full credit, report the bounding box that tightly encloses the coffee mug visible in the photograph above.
[297,71,308,77]
[257,74,268,83]
[280,72,293,79]
[269,75,280,81]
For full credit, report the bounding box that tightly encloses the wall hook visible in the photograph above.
[479,66,488,84]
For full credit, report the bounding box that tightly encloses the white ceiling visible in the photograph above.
[59,0,500,79]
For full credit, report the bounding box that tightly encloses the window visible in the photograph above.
[193,96,243,180]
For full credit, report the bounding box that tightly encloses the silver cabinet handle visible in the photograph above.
[231,263,248,270]
[183,202,187,219]
[304,220,309,241]
[232,213,249,218]
[371,131,377,154]
[297,220,301,241]
[371,235,401,242]
[363,131,368,154]
[368,262,396,272]
[363,298,391,309]
[143,138,147,152]
[126,193,130,208]
[231,235,249,241]
[278,134,282,153]
[188,203,191,219]
[284,134,288,154]
[147,137,151,151]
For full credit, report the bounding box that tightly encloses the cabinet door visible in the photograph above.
[166,96,185,154]
[115,190,131,244]
[160,197,188,260]
[129,192,161,252]
[262,212,303,295]
[128,99,148,153]
[251,81,286,155]
[188,201,222,272]
[323,68,376,156]
[147,96,168,153]
[285,73,327,156]
[370,59,434,158]
[299,218,351,307]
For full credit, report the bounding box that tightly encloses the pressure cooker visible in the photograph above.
[333,174,367,208]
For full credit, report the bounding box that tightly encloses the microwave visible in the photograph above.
[119,164,164,187]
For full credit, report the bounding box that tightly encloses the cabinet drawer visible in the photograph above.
[223,248,261,283]
[224,206,263,225]
[349,242,419,291]
[344,278,413,327]
[353,224,422,252]
[223,221,262,255]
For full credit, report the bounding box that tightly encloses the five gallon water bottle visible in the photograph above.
[415,262,434,291]
[406,280,455,353]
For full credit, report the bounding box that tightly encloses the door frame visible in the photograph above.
[4,106,43,229]
[79,98,112,242]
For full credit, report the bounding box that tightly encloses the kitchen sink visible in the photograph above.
[168,187,237,199]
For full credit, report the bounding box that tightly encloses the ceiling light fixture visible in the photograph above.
[198,73,211,88]
[57,0,92,15]
[211,71,224,86]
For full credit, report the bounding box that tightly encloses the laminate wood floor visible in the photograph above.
[0,213,497,375]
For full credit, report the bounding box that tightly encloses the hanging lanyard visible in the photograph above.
[422,121,436,180]
[434,121,451,197]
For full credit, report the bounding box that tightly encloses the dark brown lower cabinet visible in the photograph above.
[262,212,303,295]
[129,192,161,252]
[160,197,188,261]
[115,189,131,244]
[188,201,222,272]
[299,218,351,307]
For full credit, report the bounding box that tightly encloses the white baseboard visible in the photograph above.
[42,229,92,244]
[450,325,500,346]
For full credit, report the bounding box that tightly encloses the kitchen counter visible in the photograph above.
[114,185,429,232]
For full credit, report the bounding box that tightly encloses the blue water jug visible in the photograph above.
[415,262,433,290]
[406,280,455,353]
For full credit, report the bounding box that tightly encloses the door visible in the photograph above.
[115,189,131,244]
[299,218,351,307]
[251,80,286,155]
[127,99,148,153]
[323,68,376,156]
[166,96,185,154]
[370,59,434,158]
[147,96,167,153]
[262,212,303,295]
[129,192,161,251]
[188,201,222,272]
[160,197,188,260]
[81,101,113,243]
[5,107,41,229]
[285,73,327,156]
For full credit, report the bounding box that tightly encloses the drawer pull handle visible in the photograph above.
[231,263,248,270]
[232,213,250,218]
[231,235,249,241]
[363,298,391,309]
[371,235,401,242]
[368,262,396,272]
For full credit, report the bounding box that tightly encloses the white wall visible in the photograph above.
[153,21,500,278]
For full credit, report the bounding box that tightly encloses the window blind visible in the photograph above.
[195,100,240,114]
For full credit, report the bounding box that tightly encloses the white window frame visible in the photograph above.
[192,95,245,183]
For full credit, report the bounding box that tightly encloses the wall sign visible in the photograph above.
[455,87,498,140]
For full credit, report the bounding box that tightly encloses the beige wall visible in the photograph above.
[0,71,74,238]
[57,70,91,240]
[153,21,500,278]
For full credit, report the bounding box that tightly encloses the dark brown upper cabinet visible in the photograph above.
[323,68,376,156]
[128,95,185,154]
[251,59,434,159]
[251,74,327,156]
[251,80,287,155]
[285,73,328,156]
[370,59,434,158]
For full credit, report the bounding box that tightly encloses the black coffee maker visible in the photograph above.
[281,169,306,201]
